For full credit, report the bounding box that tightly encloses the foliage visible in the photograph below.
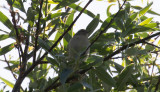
[0,0,160,92]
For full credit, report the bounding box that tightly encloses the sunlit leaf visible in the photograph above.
[132,5,160,16]
[0,34,9,41]
[107,0,117,3]
[107,4,115,17]
[0,76,14,88]
[138,17,153,26]
[139,2,153,17]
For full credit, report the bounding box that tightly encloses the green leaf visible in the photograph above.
[38,38,58,63]
[0,43,15,56]
[145,44,155,51]
[117,64,134,90]
[86,14,100,36]
[125,48,147,56]
[60,68,73,84]
[80,55,103,69]
[139,2,153,17]
[67,82,83,92]
[132,6,160,16]
[107,0,116,3]
[69,3,96,19]
[12,0,26,13]
[0,76,14,88]
[115,18,125,31]
[0,11,14,31]
[107,4,115,17]
[125,13,138,27]
[53,0,79,10]
[113,62,124,73]
[81,81,93,91]
[46,56,59,67]
[94,67,116,87]
[27,7,35,27]
[90,33,115,55]
[46,18,60,30]
[99,15,116,32]
[42,12,69,23]
[54,29,64,45]
[63,12,74,48]
[0,34,9,41]
[138,17,153,26]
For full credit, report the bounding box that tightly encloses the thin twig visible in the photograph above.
[10,6,24,67]
[33,0,44,63]
[4,55,17,80]
[111,56,123,59]
[4,55,24,91]
[144,41,160,49]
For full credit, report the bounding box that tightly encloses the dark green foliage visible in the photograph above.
[0,0,160,92]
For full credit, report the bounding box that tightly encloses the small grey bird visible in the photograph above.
[68,29,90,61]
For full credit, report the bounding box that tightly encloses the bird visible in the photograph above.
[68,29,90,61]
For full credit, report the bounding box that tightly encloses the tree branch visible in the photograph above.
[144,41,160,49]
[155,76,160,92]
[12,0,93,91]
[33,0,44,63]
[4,55,17,80]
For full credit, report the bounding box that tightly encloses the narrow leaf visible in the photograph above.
[13,0,26,13]
[60,68,73,84]
[0,11,14,31]
[67,82,83,92]
[107,4,115,17]
[117,64,134,90]
[86,14,100,36]
[38,38,59,64]
[53,0,79,10]
[132,6,160,16]
[69,3,96,19]
[94,67,116,87]
[0,43,14,56]
[0,34,9,41]
[42,13,69,22]
[139,2,153,17]
[0,76,14,88]
[63,12,74,48]
[138,17,153,26]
